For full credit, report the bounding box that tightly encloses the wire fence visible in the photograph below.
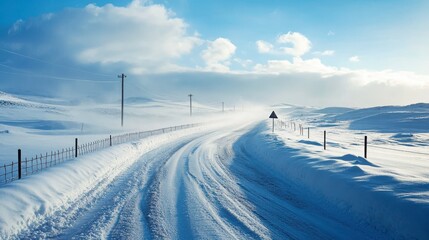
[276,119,429,158]
[1,123,201,185]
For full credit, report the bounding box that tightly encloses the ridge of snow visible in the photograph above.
[240,121,429,239]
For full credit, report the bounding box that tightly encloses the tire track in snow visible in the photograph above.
[152,122,272,239]
[62,137,202,239]
[186,134,272,239]
[106,139,196,240]
[141,136,211,240]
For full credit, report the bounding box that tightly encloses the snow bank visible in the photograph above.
[239,121,429,239]
[0,126,205,238]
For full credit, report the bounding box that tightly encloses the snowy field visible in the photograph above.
[0,91,226,165]
[1,91,429,239]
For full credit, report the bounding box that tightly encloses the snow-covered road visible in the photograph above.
[1,116,427,239]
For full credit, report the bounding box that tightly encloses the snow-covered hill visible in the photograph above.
[284,103,429,133]
[0,91,55,109]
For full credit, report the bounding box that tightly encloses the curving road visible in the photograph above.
[16,120,380,239]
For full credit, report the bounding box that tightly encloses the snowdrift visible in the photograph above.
[236,121,429,239]
[0,126,204,238]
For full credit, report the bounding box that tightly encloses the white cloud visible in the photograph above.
[254,56,429,87]
[254,57,340,76]
[313,50,335,56]
[233,58,253,68]
[277,32,312,57]
[347,69,429,87]
[256,40,273,53]
[256,32,311,57]
[253,34,429,89]
[7,19,24,35]
[349,56,360,62]
[201,38,236,72]
[5,0,201,73]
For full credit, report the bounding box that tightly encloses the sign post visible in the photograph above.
[269,111,278,133]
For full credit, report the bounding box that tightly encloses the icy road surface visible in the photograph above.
[0,117,423,239]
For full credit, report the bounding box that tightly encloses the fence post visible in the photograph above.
[75,138,78,158]
[18,149,22,179]
[110,135,112,147]
[324,131,326,150]
[364,136,368,158]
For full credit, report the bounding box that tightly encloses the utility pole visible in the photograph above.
[118,73,127,127]
[188,94,193,116]
[222,102,224,112]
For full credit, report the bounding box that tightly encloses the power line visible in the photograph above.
[126,81,169,100]
[0,48,111,78]
[0,63,116,83]
[0,70,116,83]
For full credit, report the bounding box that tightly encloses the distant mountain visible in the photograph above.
[332,103,429,122]
[324,103,429,133]
[314,107,355,115]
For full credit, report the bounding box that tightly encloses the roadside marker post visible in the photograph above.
[75,138,78,158]
[18,149,22,179]
[324,131,326,150]
[364,136,368,158]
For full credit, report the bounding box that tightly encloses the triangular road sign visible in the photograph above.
[269,111,278,119]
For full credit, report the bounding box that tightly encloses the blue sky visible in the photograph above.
[2,0,428,73]
[162,0,429,73]
[0,0,429,106]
